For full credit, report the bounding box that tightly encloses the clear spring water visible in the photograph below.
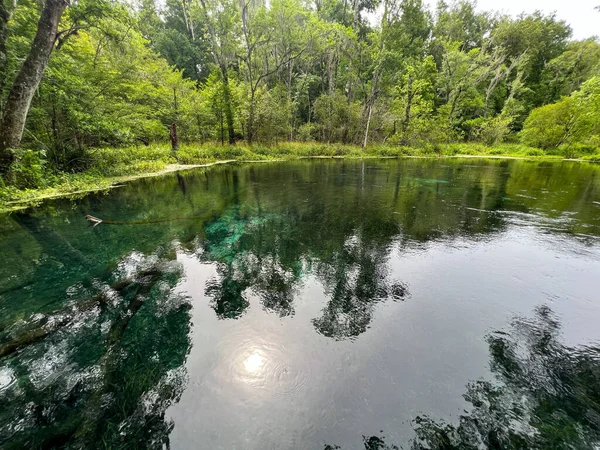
[1,158,600,449]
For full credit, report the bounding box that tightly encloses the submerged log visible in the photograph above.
[84,214,205,226]
[0,314,72,358]
[69,271,163,445]
[0,268,162,359]
[0,271,166,449]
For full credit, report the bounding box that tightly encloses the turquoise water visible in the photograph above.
[1,159,600,449]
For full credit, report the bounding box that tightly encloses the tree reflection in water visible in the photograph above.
[312,238,409,339]
[326,306,600,449]
[199,209,410,339]
[205,262,251,319]
[325,434,400,450]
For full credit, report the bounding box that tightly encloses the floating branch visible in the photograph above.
[85,215,103,227]
[84,214,205,226]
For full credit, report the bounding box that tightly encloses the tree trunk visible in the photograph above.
[362,71,379,149]
[326,52,336,143]
[221,65,236,145]
[198,0,235,144]
[402,72,414,132]
[0,0,17,115]
[219,102,224,145]
[287,61,293,141]
[169,122,179,151]
[362,100,373,148]
[180,0,195,41]
[247,92,255,145]
[0,0,68,173]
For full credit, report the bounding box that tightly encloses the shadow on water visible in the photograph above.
[325,306,600,449]
[0,159,599,447]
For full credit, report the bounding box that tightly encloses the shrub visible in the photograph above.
[566,143,599,155]
[9,150,50,189]
[520,99,576,149]
[525,148,545,157]
[296,123,317,142]
[521,76,600,150]
[476,116,512,146]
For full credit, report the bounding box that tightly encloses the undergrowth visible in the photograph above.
[1,142,598,212]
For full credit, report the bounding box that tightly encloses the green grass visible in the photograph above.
[1,141,598,213]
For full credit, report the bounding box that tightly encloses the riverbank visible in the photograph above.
[1,142,598,213]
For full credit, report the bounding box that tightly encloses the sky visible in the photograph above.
[475,0,598,40]
[151,0,598,40]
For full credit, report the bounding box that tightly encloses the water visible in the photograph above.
[1,158,600,449]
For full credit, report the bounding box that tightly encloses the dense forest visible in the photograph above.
[0,0,599,181]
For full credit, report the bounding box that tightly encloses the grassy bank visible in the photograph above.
[1,142,598,213]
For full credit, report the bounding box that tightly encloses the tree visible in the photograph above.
[492,12,572,115]
[0,0,17,114]
[389,55,438,145]
[16,9,201,168]
[430,0,490,64]
[0,0,69,173]
[196,0,240,144]
[541,39,600,103]
[235,0,308,144]
[520,97,576,149]
[0,0,599,176]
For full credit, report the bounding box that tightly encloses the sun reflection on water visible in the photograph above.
[243,351,265,374]
[227,343,309,395]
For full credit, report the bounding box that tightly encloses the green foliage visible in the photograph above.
[541,39,600,102]
[248,85,291,144]
[297,123,317,142]
[475,115,513,146]
[521,98,576,149]
[492,12,572,110]
[521,76,600,153]
[1,0,599,188]
[6,149,50,190]
[314,92,362,143]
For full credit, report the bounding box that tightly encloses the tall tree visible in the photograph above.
[237,0,307,143]
[199,0,239,143]
[0,0,17,114]
[0,0,69,173]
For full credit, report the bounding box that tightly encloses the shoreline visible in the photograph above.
[0,154,595,213]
